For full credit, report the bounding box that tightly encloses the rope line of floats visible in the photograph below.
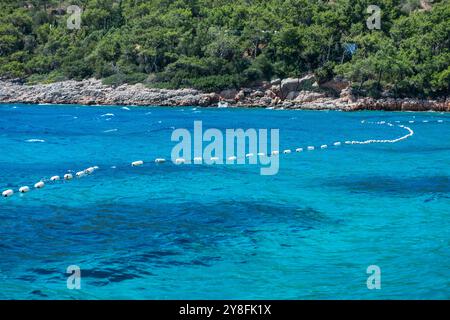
[1,118,446,198]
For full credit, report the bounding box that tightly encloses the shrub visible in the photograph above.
[102,72,147,86]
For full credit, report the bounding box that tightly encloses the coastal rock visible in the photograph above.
[259,97,272,105]
[0,79,448,112]
[265,90,277,99]
[270,78,281,86]
[250,90,265,98]
[270,85,281,95]
[235,90,245,101]
[199,93,220,106]
[285,91,299,100]
[260,81,272,90]
[271,97,282,105]
[340,87,355,103]
[0,79,209,106]
[220,89,238,100]
[348,97,450,112]
[280,74,315,97]
[294,91,326,103]
[321,77,350,92]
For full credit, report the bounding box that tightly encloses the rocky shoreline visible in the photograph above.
[0,78,448,112]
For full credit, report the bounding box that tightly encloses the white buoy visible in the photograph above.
[271,151,279,156]
[34,181,45,189]
[228,156,237,161]
[438,120,443,123]
[175,158,185,164]
[64,173,73,180]
[333,142,341,146]
[246,153,254,158]
[2,189,14,197]
[101,113,114,117]
[76,171,85,178]
[283,149,291,154]
[155,158,166,163]
[19,186,30,193]
[84,167,95,174]
[50,175,60,181]
[409,121,414,123]
[321,145,328,149]
[307,146,315,151]
[131,160,144,167]
[296,148,303,152]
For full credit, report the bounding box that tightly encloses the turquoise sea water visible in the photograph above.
[0,103,449,300]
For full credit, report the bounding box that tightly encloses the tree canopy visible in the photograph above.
[0,0,448,97]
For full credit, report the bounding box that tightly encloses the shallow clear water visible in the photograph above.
[0,104,449,299]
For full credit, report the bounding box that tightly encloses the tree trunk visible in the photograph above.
[358,75,365,91]
[377,69,382,90]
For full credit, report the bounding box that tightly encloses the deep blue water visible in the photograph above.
[0,103,449,299]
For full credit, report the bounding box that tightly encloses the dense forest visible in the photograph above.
[0,0,449,98]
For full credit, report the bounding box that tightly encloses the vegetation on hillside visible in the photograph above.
[0,0,448,97]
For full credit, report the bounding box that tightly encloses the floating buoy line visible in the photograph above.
[1,118,447,199]
[2,166,99,198]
